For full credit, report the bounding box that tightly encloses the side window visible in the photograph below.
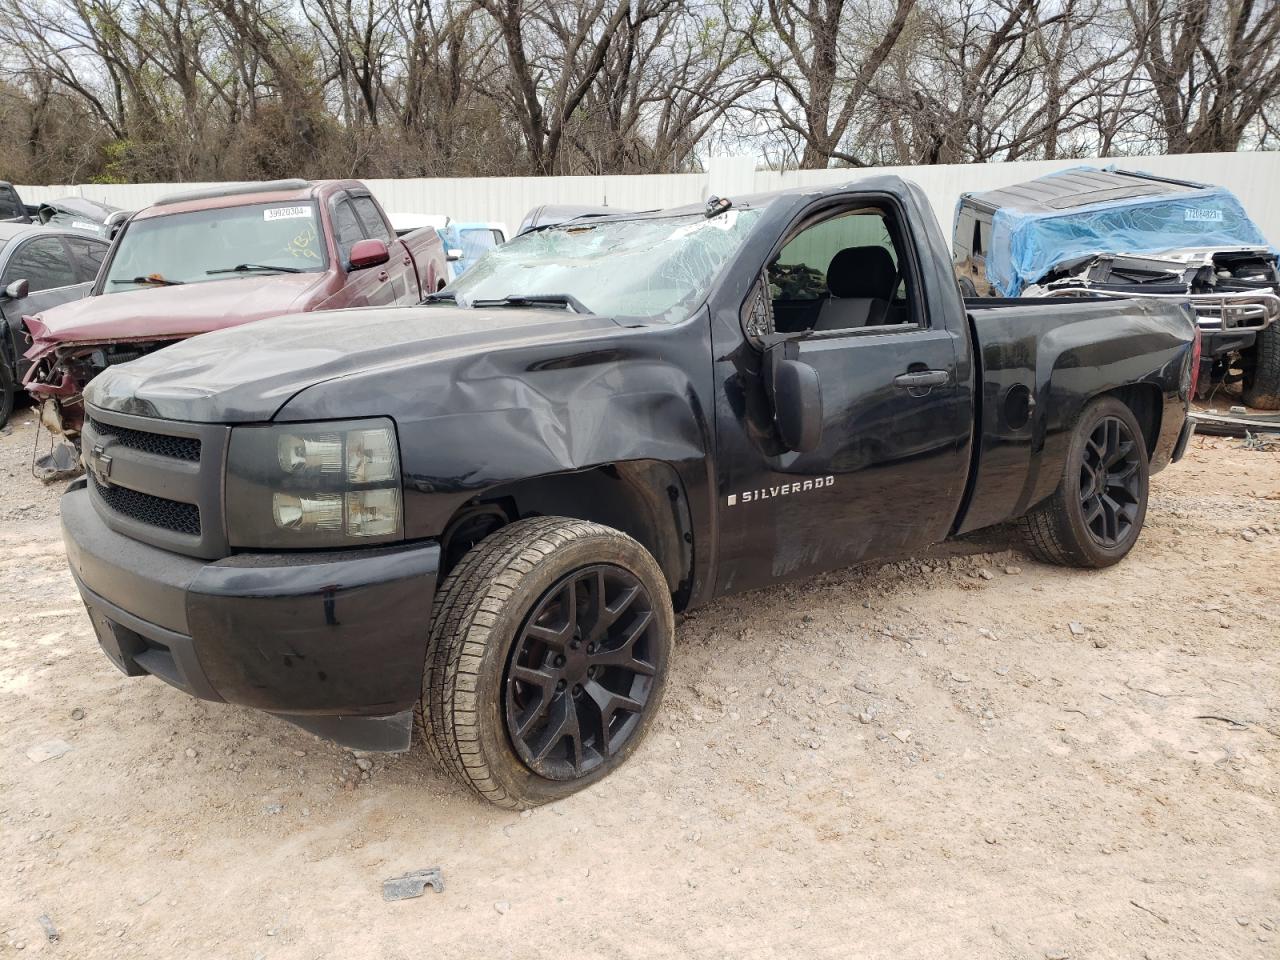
[766,207,918,334]
[351,196,391,244]
[333,199,367,264]
[3,237,78,292]
[65,236,108,283]
[0,186,21,219]
[975,218,992,261]
[954,209,973,259]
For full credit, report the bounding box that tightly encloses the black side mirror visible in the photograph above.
[764,341,823,453]
[3,278,28,300]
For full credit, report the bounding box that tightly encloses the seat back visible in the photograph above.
[813,245,898,331]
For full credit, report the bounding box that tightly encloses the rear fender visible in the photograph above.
[956,298,1194,535]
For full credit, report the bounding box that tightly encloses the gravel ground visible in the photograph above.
[1,407,1277,959]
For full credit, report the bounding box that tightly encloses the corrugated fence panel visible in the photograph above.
[15,151,1279,242]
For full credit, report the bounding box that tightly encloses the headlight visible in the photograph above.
[225,418,403,549]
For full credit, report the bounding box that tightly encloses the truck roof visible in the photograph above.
[962,168,1207,214]
[135,179,363,220]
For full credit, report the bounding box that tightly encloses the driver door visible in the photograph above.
[712,198,972,595]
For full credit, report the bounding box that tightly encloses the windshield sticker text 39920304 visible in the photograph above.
[264,206,313,222]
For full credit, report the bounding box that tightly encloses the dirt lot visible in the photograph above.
[1,410,1277,959]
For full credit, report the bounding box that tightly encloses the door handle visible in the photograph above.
[893,369,949,389]
[403,257,412,265]
[377,270,389,282]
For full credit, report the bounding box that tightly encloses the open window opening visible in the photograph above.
[765,203,922,335]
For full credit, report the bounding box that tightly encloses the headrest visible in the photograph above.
[827,245,897,300]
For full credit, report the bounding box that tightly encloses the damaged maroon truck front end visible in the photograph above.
[22,177,447,451]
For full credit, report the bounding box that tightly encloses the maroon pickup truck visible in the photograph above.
[23,179,447,439]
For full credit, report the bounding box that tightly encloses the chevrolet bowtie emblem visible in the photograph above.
[89,443,113,487]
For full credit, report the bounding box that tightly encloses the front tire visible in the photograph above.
[418,516,673,808]
[1019,396,1149,568]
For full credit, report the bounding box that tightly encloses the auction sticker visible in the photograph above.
[1183,208,1224,222]
[264,206,312,221]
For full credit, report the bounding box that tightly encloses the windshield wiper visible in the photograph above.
[422,291,456,303]
[207,263,304,275]
[469,293,593,314]
[110,276,184,286]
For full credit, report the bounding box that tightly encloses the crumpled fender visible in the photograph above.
[276,311,716,542]
[21,313,56,363]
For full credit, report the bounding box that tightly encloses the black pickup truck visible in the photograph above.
[61,176,1198,808]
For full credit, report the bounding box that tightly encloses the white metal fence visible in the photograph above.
[16,151,1280,243]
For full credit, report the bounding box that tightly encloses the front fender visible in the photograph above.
[274,314,717,544]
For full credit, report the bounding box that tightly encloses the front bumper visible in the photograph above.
[61,481,440,751]
[1199,327,1258,359]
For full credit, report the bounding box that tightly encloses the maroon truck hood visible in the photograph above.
[24,272,329,356]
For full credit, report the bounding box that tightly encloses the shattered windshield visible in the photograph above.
[443,209,763,321]
[102,201,328,291]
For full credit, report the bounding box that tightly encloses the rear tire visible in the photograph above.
[418,516,673,808]
[1242,322,1280,410]
[1019,396,1149,568]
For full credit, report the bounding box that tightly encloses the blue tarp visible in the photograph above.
[987,172,1274,297]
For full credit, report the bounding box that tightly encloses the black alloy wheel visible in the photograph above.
[1078,415,1141,548]
[505,564,659,780]
[1019,395,1150,569]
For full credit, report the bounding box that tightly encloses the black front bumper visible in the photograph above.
[62,482,440,751]
[1200,327,1257,359]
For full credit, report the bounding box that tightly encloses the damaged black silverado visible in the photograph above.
[62,177,1198,807]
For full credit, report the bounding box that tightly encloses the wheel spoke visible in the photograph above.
[1101,494,1122,542]
[511,663,557,690]
[528,693,580,767]
[1106,439,1135,468]
[1083,496,1104,529]
[512,698,548,739]
[584,679,643,756]
[1086,432,1106,464]
[525,581,576,649]
[590,609,656,676]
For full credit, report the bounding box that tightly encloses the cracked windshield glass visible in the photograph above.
[445,208,764,321]
[103,201,328,290]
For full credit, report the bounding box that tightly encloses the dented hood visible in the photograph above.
[24,273,329,354]
[85,304,627,423]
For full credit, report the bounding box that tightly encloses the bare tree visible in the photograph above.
[0,0,1274,184]
[746,0,916,167]
[1127,0,1280,152]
